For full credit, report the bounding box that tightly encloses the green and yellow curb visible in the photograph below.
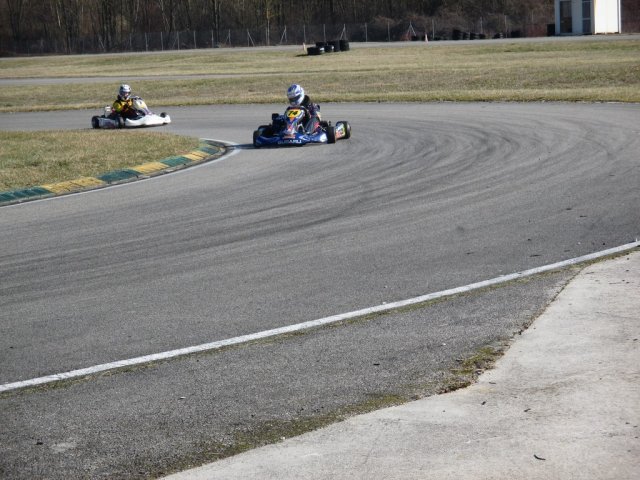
[0,140,227,206]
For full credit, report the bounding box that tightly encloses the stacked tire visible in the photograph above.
[308,40,349,56]
[307,45,324,55]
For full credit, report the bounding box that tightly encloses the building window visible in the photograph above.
[560,0,573,34]
[582,0,592,34]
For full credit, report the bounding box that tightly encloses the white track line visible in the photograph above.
[2,240,638,394]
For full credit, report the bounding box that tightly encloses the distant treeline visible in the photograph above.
[1,0,634,55]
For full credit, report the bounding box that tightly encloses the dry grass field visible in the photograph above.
[1,38,639,112]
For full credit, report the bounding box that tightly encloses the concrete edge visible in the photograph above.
[0,139,228,207]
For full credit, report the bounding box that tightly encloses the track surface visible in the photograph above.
[1,103,639,478]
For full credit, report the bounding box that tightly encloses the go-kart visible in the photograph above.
[91,96,171,129]
[253,106,351,148]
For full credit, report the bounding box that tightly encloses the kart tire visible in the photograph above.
[117,116,125,129]
[257,125,273,137]
[160,112,167,118]
[327,126,336,144]
[91,116,100,129]
[339,121,351,139]
[253,130,261,148]
[339,40,350,51]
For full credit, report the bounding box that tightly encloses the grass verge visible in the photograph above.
[0,130,199,191]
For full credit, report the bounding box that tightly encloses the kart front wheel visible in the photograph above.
[91,116,100,129]
[339,121,351,139]
[253,130,261,148]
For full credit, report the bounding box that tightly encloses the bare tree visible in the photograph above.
[5,0,26,43]
[48,0,84,53]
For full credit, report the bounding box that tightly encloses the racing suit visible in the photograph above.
[112,95,135,119]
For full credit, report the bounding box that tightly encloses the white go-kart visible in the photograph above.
[91,96,171,129]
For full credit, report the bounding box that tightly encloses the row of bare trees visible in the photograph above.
[2,0,556,55]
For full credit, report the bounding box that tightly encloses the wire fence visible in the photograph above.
[1,17,554,56]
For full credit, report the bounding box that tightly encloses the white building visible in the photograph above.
[555,0,622,35]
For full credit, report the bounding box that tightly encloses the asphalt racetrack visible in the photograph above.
[1,102,639,478]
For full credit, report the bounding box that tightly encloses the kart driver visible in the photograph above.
[112,84,135,119]
[286,84,321,132]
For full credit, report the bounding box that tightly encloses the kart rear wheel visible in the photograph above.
[91,116,100,129]
[253,130,261,148]
[160,112,167,118]
[327,126,336,144]
[257,125,272,137]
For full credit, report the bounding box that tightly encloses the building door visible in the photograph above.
[560,0,573,33]
[582,0,593,34]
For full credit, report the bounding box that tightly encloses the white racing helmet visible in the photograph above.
[287,84,305,106]
[119,84,131,100]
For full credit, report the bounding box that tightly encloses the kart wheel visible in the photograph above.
[91,116,100,129]
[117,116,125,129]
[253,130,261,148]
[327,126,336,144]
[339,121,351,139]
[160,112,167,118]
[257,125,272,137]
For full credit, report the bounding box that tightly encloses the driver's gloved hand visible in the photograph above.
[309,104,321,120]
